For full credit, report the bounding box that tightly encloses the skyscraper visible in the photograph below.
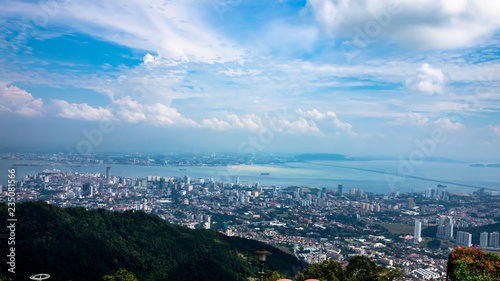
[490,232,499,248]
[407,198,415,209]
[457,231,472,247]
[480,232,489,248]
[414,220,422,244]
[232,176,239,185]
[82,183,91,197]
[436,216,454,240]
[338,184,342,196]
[106,166,111,184]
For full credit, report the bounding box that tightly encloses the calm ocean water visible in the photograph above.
[1,159,499,194]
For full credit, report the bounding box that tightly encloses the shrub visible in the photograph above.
[447,247,500,281]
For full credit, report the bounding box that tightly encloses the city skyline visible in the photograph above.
[1,1,500,161]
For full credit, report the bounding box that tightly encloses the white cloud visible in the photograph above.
[326,111,352,130]
[388,113,429,126]
[201,114,263,132]
[114,97,198,127]
[434,118,464,130]
[296,108,325,120]
[297,108,353,131]
[274,117,321,135]
[2,0,245,63]
[0,82,43,116]
[406,63,445,95]
[220,68,262,77]
[62,0,243,63]
[307,0,500,49]
[143,54,155,64]
[52,100,114,121]
[488,125,500,136]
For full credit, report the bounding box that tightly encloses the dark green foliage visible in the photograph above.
[427,238,442,249]
[0,202,302,281]
[296,256,405,281]
[0,268,13,281]
[103,269,138,281]
[263,270,281,281]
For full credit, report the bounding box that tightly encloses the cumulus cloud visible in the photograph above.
[114,97,198,127]
[201,114,263,132]
[387,113,429,126]
[434,118,464,130]
[307,0,500,49]
[143,53,155,64]
[0,82,44,116]
[296,108,353,130]
[406,63,445,95]
[52,100,114,121]
[274,117,321,135]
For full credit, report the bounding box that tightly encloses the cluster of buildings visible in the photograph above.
[480,231,500,249]
[436,216,454,240]
[2,161,500,281]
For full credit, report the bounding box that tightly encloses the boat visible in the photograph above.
[261,173,270,175]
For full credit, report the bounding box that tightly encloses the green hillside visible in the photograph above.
[0,202,303,281]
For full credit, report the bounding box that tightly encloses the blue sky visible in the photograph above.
[1,0,500,161]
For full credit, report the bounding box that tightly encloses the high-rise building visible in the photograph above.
[490,232,499,248]
[425,188,432,198]
[321,187,327,198]
[232,176,239,185]
[407,198,415,209]
[480,232,489,248]
[82,183,93,197]
[437,216,454,239]
[106,167,111,184]
[414,220,422,244]
[184,176,190,185]
[457,231,472,247]
[338,184,343,196]
[349,188,363,197]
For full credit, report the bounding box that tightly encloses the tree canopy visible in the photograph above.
[0,201,302,281]
[296,256,404,281]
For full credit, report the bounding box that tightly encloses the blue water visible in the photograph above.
[1,159,499,194]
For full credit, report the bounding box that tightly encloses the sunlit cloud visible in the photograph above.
[0,82,44,117]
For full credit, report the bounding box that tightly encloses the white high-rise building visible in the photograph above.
[436,216,454,239]
[490,232,500,248]
[106,166,111,184]
[480,232,489,248]
[457,231,472,247]
[414,220,422,244]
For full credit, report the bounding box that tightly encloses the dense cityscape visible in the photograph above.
[2,153,499,281]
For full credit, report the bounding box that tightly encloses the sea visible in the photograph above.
[1,159,499,194]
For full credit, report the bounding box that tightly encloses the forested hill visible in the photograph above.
[0,202,303,281]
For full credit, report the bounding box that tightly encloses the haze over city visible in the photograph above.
[1,0,500,161]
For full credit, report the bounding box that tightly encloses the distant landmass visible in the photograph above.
[0,202,302,281]
[294,153,463,163]
[470,163,500,168]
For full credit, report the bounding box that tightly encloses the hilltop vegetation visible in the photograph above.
[447,247,500,281]
[296,256,405,281]
[0,202,302,281]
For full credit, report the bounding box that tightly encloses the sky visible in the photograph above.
[0,0,500,161]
